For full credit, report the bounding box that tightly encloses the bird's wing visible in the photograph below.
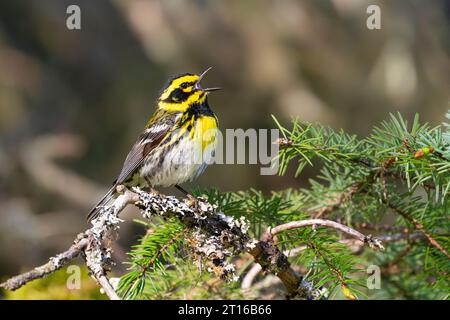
[116,110,179,185]
[87,110,179,222]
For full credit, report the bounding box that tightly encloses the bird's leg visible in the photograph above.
[145,179,159,195]
[175,184,192,198]
[149,187,159,195]
[175,184,199,207]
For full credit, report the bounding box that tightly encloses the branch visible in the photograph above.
[0,187,321,299]
[3,186,389,299]
[0,187,139,299]
[270,219,384,250]
[311,185,359,218]
[387,202,450,259]
[0,236,88,291]
[241,231,432,291]
[133,188,321,299]
[242,246,305,291]
[96,275,120,300]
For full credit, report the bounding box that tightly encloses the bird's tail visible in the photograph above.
[87,186,116,223]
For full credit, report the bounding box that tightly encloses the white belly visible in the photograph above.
[140,130,217,187]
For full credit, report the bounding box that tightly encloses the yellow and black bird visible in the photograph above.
[87,68,220,222]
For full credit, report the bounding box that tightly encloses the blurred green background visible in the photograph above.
[0,0,449,298]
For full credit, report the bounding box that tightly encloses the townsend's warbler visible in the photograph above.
[87,68,220,222]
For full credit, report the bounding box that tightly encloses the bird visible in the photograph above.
[87,67,220,222]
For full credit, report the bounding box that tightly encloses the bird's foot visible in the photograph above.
[175,185,213,213]
[186,194,200,209]
[186,195,215,215]
[116,184,127,194]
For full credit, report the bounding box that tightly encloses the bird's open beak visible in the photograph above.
[195,67,221,92]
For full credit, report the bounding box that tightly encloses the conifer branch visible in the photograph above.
[386,201,450,259]
[2,111,447,300]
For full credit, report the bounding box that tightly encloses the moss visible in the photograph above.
[3,266,108,300]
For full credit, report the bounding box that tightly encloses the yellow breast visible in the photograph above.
[192,115,218,151]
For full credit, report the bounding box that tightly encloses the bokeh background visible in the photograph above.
[0,0,449,297]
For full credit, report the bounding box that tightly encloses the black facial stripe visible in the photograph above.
[181,81,196,88]
[163,88,190,103]
[163,81,199,103]
[158,73,195,96]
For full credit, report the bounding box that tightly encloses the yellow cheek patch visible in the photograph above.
[158,101,189,112]
[188,91,206,105]
[159,75,199,101]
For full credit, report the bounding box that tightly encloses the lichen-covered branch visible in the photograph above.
[0,187,138,299]
[132,187,322,298]
[241,231,431,291]
[1,186,384,300]
[0,236,88,291]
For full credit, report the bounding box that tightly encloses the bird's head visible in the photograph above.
[157,67,220,112]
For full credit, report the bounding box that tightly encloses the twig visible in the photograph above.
[241,263,263,291]
[0,236,88,291]
[241,231,432,291]
[122,228,187,299]
[97,275,120,300]
[0,187,139,299]
[387,203,450,259]
[307,240,357,300]
[311,185,359,218]
[242,219,385,292]
[242,246,305,291]
[270,219,384,250]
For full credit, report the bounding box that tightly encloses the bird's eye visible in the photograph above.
[180,82,189,89]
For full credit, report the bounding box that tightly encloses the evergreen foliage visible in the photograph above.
[118,111,449,300]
